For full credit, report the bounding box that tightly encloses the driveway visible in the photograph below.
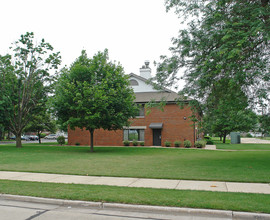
[241,138,270,144]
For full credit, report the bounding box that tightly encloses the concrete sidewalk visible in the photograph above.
[0,171,269,194]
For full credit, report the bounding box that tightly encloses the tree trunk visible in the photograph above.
[223,132,227,143]
[89,128,94,153]
[15,134,22,148]
[220,136,222,141]
[38,131,41,144]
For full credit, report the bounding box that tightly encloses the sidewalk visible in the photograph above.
[0,171,269,194]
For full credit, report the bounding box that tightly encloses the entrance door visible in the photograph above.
[153,129,162,146]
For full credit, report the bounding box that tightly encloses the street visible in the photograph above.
[0,139,60,145]
[0,198,232,220]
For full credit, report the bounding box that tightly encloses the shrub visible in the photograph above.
[40,133,47,138]
[174,140,181,147]
[164,140,171,147]
[57,136,65,145]
[139,141,145,146]
[123,140,130,146]
[204,136,211,140]
[195,140,206,148]
[132,140,138,146]
[184,140,192,148]
[206,139,214,145]
[75,142,80,146]
[246,133,253,138]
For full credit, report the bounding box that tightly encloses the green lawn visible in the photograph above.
[0,144,269,183]
[216,143,270,150]
[259,137,270,140]
[211,137,270,150]
[0,180,269,214]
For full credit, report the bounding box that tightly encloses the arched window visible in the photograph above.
[130,79,139,86]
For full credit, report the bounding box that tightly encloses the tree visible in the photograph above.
[0,55,14,140]
[54,50,138,152]
[24,111,57,144]
[157,1,269,101]
[154,1,269,135]
[259,114,270,136]
[0,32,61,148]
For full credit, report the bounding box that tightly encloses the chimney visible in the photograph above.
[139,60,151,79]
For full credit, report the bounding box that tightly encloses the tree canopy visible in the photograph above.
[0,32,61,147]
[155,0,270,137]
[54,50,138,152]
[158,0,269,102]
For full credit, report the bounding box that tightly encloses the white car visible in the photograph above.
[44,134,58,139]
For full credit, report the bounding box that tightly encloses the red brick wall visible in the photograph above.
[68,103,196,147]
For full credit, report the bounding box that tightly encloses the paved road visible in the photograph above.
[0,139,59,145]
[0,198,236,220]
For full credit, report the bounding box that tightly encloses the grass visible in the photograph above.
[259,137,270,140]
[216,143,270,150]
[211,137,270,150]
[0,179,269,214]
[0,144,270,183]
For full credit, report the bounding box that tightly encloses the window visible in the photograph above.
[130,79,139,86]
[123,129,145,141]
[136,104,145,117]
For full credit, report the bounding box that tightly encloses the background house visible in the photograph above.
[68,62,199,147]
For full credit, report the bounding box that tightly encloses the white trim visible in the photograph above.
[123,126,147,129]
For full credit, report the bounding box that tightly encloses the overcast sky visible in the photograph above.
[0,0,184,89]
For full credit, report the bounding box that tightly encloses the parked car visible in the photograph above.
[30,135,39,140]
[44,134,58,139]
[21,135,30,141]
[10,135,31,141]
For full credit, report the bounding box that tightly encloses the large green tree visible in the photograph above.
[54,50,138,152]
[157,0,270,102]
[154,1,269,135]
[0,32,61,148]
[0,55,14,140]
[203,81,257,142]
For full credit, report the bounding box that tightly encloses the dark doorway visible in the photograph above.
[153,129,162,146]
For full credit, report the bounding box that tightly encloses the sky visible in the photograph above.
[0,0,184,89]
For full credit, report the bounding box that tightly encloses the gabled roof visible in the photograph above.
[128,73,191,103]
[128,73,174,93]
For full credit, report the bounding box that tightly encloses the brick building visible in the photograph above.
[68,62,200,147]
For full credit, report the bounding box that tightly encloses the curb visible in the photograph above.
[1,194,270,219]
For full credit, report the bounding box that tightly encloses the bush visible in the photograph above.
[174,140,181,147]
[57,136,65,145]
[139,141,145,146]
[195,140,206,148]
[204,136,211,140]
[164,140,171,147]
[246,133,253,138]
[206,139,214,145]
[75,142,80,146]
[132,140,138,146]
[184,140,192,148]
[123,140,130,146]
[40,133,47,138]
